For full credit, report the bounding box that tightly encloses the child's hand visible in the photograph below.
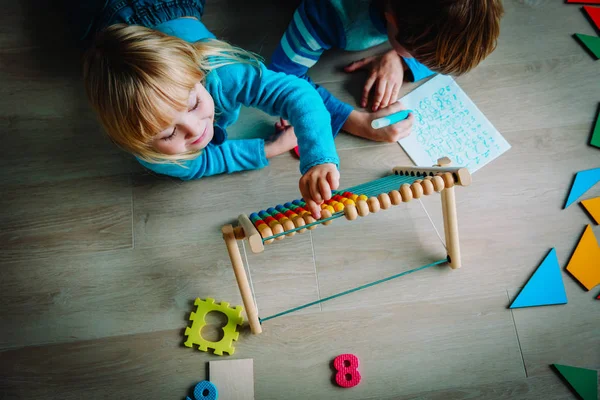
[299,163,340,219]
[265,124,298,158]
[344,49,405,112]
[369,101,414,142]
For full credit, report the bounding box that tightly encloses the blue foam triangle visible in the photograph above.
[565,168,600,208]
[510,248,567,308]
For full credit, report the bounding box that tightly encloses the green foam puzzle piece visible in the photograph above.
[574,33,600,59]
[553,364,598,400]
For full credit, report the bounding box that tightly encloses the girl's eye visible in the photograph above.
[190,98,199,112]
[162,127,177,141]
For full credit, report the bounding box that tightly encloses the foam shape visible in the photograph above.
[566,225,600,291]
[574,33,600,59]
[591,106,600,149]
[567,0,600,4]
[186,381,218,400]
[333,354,361,388]
[553,364,598,400]
[584,6,600,31]
[184,298,243,356]
[582,197,600,224]
[565,168,600,208]
[510,249,567,308]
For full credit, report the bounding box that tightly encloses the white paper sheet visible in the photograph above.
[398,74,510,173]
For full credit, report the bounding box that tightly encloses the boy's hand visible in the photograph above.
[299,163,340,219]
[345,49,405,112]
[265,124,298,158]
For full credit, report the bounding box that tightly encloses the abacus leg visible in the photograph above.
[222,224,263,334]
[441,186,462,269]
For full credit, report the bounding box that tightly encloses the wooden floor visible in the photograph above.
[1,0,599,399]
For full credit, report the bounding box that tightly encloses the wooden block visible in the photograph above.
[574,33,600,59]
[209,359,254,400]
[582,197,600,224]
[566,225,600,291]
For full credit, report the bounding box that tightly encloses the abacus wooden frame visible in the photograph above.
[221,158,472,335]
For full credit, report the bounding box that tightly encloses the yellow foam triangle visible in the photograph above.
[566,225,600,291]
[582,197,600,224]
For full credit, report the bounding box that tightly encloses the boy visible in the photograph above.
[269,0,504,143]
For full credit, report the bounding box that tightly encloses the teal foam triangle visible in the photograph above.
[510,249,567,308]
[565,168,600,208]
[553,364,598,400]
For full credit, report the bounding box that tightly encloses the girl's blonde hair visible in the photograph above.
[83,23,261,163]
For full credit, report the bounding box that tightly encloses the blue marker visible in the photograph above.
[370,109,412,129]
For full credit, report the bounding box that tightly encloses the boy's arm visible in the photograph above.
[402,57,435,82]
[268,0,344,77]
[137,139,268,180]
[213,62,339,175]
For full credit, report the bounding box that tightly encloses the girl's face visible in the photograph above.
[153,82,215,155]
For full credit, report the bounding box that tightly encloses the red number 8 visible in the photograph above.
[333,353,361,388]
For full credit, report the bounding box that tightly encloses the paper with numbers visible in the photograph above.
[398,74,510,173]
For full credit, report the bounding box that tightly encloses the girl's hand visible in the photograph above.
[265,124,298,158]
[299,163,340,219]
[344,50,406,112]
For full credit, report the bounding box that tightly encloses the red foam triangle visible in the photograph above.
[567,0,600,4]
[584,6,600,30]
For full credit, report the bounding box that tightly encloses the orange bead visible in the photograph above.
[343,199,355,206]
[350,194,359,201]
[325,205,335,214]
[334,203,345,212]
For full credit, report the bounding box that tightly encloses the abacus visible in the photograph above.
[221,158,472,334]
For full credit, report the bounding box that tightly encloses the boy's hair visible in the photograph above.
[83,24,260,163]
[387,0,504,75]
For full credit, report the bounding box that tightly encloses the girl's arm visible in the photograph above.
[209,62,340,175]
[137,139,269,180]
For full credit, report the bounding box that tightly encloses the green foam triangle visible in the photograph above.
[553,364,598,400]
[592,108,600,149]
[575,34,600,59]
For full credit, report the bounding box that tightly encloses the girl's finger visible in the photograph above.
[318,177,332,202]
[391,84,401,104]
[326,170,340,191]
[309,176,323,205]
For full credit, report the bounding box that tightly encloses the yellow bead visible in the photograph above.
[358,194,368,201]
[350,194,359,201]
[333,203,345,212]
[326,205,335,214]
[321,203,328,210]
[343,199,355,206]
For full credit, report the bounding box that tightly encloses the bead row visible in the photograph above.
[249,191,363,244]
[343,173,455,221]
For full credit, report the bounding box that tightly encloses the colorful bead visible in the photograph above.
[358,194,368,202]
[334,203,345,212]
